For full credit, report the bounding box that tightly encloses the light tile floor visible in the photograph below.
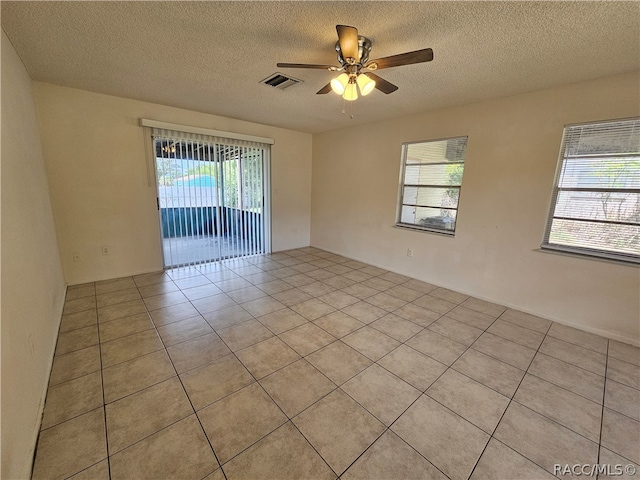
[33,247,640,479]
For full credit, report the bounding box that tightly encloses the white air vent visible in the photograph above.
[260,72,302,90]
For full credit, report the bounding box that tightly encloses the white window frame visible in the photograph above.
[396,136,468,235]
[542,117,640,264]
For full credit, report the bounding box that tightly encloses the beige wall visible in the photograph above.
[311,72,640,344]
[33,83,313,285]
[1,32,66,479]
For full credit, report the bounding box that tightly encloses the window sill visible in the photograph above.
[537,245,639,267]
[394,224,456,237]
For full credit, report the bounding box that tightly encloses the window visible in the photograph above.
[396,136,468,234]
[543,118,640,263]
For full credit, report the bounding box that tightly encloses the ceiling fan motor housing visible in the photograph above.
[335,36,372,66]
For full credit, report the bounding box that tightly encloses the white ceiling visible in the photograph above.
[2,1,639,134]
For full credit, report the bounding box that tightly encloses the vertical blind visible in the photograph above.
[151,127,271,268]
[397,136,468,234]
[543,117,640,263]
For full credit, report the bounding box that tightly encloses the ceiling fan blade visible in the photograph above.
[363,72,398,94]
[366,48,433,70]
[277,63,335,70]
[316,83,332,94]
[336,25,359,61]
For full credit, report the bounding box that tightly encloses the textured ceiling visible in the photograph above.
[2,1,639,134]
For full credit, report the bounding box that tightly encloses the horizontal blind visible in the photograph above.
[151,126,270,268]
[397,136,468,234]
[543,118,640,263]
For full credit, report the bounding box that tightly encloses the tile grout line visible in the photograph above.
[522,364,606,406]
[203,296,341,474]
[335,363,453,479]
[506,397,602,445]
[467,325,614,395]
[488,315,609,406]
[192,253,431,477]
[41,286,113,478]
[96,277,211,474]
[375,304,505,479]
[355,313,472,472]
[191,261,340,478]
[465,318,553,479]
[326,294,505,479]
[196,264,344,478]
[605,352,640,370]
[137,275,228,480]
[596,339,610,468]
[93,286,112,480]
[178,260,324,477]
[99,273,234,477]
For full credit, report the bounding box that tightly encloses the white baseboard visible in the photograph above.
[28,286,66,477]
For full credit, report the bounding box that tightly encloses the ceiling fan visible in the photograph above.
[277,25,434,101]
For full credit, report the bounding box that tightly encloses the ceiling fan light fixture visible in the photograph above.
[330,73,349,95]
[356,74,376,96]
[343,81,358,101]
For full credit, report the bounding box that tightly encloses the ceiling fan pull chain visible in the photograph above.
[342,96,355,119]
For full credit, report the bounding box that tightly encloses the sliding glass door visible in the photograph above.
[153,130,270,268]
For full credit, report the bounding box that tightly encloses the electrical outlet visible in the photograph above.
[73,251,82,262]
[407,248,414,257]
[101,246,110,256]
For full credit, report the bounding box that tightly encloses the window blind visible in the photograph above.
[542,118,640,263]
[150,126,271,268]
